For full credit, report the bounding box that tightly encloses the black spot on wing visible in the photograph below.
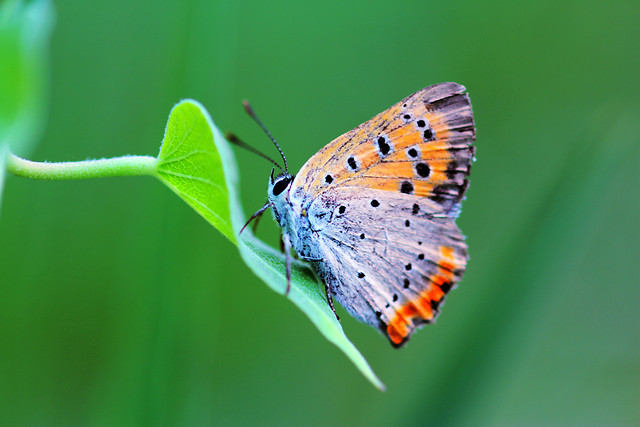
[376,136,391,156]
[416,163,430,178]
[347,156,358,171]
[439,280,453,293]
[430,180,469,205]
[445,160,468,180]
[400,181,413,194]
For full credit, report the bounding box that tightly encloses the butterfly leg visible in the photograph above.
[282,234,292,295]
[324,284,340,321]
[251,207,266,233]
[240,201,270,235]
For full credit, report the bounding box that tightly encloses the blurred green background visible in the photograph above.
[1,0,638,425]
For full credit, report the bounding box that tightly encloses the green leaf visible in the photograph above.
[155,100,385,390]
[156,101,235,243]
[0,0,53,151]
[0,144,7,211]
[0,0,54,209]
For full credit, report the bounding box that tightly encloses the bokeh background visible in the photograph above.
[1,0,638,425]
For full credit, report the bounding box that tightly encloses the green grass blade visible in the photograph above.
[154,99,384,390]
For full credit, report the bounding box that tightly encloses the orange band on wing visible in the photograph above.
[386,246,457,345]
[425,111,451,141]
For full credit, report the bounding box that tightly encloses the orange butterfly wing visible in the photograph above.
[291,82,475,213]
[288,82,475,346]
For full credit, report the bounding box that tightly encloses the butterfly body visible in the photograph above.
[265,82,475,347]
[268,172,326,262]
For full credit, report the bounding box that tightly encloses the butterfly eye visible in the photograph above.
[272,177,291,196]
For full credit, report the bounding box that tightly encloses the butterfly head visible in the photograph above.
[268,168,294,198]
[268,169,295,225]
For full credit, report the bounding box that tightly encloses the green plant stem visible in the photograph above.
[5,152,158,180]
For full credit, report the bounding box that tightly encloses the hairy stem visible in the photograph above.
[5,153,158,180]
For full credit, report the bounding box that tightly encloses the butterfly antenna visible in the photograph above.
[225,132,283,172]
[243,100,289,174]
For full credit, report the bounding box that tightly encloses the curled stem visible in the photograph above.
[5,153,158,180]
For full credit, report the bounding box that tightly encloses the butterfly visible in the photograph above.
[232,82,475,347]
